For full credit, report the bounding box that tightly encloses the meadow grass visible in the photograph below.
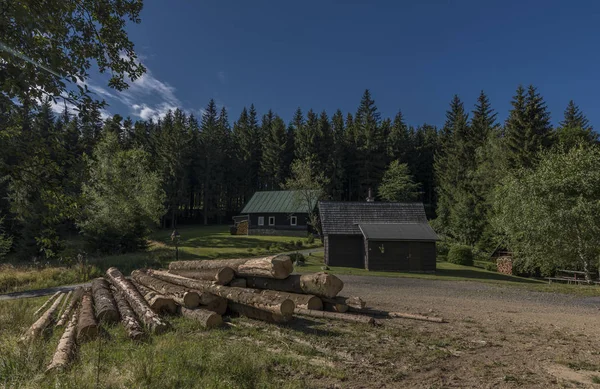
[0,225,322,294]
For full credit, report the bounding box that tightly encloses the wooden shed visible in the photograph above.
[319,201,438,272]
[233,190,318,237]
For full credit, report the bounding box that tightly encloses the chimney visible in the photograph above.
[366,188,374,202]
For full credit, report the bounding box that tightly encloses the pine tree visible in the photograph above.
[330,109,346,200]
[505,85,554,169]
[344,112,359,200]
[435,95,469,231]
[379,160,420,202]
[200,99,224,225]
[354,89,385,199]
[261,114,287,190]
[295,109,320,165]
[387,110,411,164]
[556,100,596,149]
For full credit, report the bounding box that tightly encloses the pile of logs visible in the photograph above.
[25,254,443,374]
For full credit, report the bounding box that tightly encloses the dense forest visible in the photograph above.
[3,0,600,279]
[0,86,596,263]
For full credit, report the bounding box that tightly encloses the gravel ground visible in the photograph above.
[338,275,600,388]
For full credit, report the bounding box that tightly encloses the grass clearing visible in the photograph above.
[0,225,321,294]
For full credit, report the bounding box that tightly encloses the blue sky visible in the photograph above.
[84,0,600,128]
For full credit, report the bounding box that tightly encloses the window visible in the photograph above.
[258,216,264,226]
[290,216,297,226]
[268,216,275,226]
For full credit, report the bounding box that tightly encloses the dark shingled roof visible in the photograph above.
[358,223,438,241]
[242,190,318,214]
[318,201,430,235]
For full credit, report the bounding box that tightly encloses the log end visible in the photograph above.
[306,297,324,311]
[216,267,235,285]
[149,297,178,314]
[183,292,201,309]
[77,325,98,341]
[205,313,223,329]
[279,299,295,316]
[271,256,293,279]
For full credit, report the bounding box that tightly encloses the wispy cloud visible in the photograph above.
[217,71,227,84]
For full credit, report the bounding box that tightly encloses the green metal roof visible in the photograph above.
[241,190,318,214]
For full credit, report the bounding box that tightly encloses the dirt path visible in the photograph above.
[337,275,600,388]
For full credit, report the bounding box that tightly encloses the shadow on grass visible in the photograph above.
[281,316,344,337]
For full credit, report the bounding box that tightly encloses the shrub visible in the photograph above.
[306,234,315,244]
[295,240,303,248]
[484,262,497,272]
[447,245,474,266]
[289,253,306,266]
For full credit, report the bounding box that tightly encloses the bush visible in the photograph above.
[484,262,497,272]
[447,245,474,266]
[289,253,306,266]
[295,240,303,248]
[306,234,315,244]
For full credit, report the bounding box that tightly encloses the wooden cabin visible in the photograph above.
[318,201,438,272]
[234,190,318,237]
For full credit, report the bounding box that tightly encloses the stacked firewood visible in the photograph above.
[496,256,513,275]
[26,254,443,373]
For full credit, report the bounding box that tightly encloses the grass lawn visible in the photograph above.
[299,251,600,297]
[0,225,321,294]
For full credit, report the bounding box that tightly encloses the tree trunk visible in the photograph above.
[258,290,322,310]
[294,308,375,324]
[105,267,169,335]
[33,291,61,317]
[147,270,295,315]
[228,302,291,323]
[169,267,234,285]
[132,281,178,314]
[91,278,119,323]
[77,288,98,341]
[181,307,223,329]
[111,286,146,340]
[46,307,79,373]
[168,255,293,279]
[56,290,72,321]
[245,272,344,298]
[56,287,83,327]
[131,270,200,308]
[21,293,65,342]
[228,278,247,288]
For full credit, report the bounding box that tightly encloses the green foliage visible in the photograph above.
[378,160,420,202]
[447,245,474,266]
[556,100,597,150]
[493,145,600,278]
[79,132,165,254]
[1,0,145,112]
[306,234,315,244]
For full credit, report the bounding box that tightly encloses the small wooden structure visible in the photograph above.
[319,201,438,272]
[232,190,317,237]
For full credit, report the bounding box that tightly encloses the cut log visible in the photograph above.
[46,307,79,373]
[110,286,146,340]
[347,308,445,323]
[33,291,61,317]
[294,308,375,324]
[132,281,177,314]
[180,307,223,329]
[388,312,445,323]
[245,272,344,298]
[228,302,291,323]
[77,288,98,341]
[91,278,119,323]
[56,287,83,327]
[169,267,235,285]
[258,290,322,310]
[105,267,169,335]
[236,256,293,279]
[21,293,65,342]
[168,255,293,279]
[323,301,348,313]
[147,270,295,316]
[228,278,247,288]
[56,290,72,320]
[132,270,200,308]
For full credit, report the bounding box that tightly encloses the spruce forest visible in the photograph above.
[1,84,597,276]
